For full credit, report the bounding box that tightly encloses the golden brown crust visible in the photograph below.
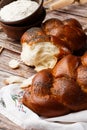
[63,18,82,29]
[42,18,86,51]
[21,18,87,117]
[23,92,70,117]
[21,18,86,52]
[52,54,80,79]
[22,69,70,117]
[22,54,87,117]
[50,25,86,51]
[42,18,63,36]
[21,27,50,45]
[50,36,71,58]
[52,76,87,111]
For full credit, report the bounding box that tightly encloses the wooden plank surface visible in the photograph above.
[0,2,87,130]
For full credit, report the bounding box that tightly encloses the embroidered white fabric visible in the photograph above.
[0,84,87,130]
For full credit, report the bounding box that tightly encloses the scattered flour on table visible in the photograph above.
[0,0,39,21]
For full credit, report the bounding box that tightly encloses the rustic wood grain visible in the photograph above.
[58,3,87,17]
[0,49,36,79]
[0,2,87,130]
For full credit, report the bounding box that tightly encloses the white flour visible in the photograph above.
[0,0,39,21]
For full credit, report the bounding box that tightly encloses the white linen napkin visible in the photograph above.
[0,84,87,130]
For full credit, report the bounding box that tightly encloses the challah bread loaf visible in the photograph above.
[42,18,86,51]
[21,18,86,71]
[22,69,71,117]
[21,27,70,72]
[22,53,87,117]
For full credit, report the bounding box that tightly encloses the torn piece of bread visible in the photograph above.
[21,27,71,72]
[9,59,20,69]
[21,19,86,72]
[4,76,24,85]
[21,42,58,71]
[20,74,36,89]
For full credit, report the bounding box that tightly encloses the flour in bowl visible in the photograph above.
[0,0,39,21]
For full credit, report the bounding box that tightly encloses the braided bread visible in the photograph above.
[42,18,86,51]
[21,18,86,72]
[22,52,87,117]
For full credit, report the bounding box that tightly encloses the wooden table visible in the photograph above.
[0,2,87,130]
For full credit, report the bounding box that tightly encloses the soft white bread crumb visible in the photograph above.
[20,74,36,89]
[9,59,20,69]
[4,76,24,85]
[21,42,59,72]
